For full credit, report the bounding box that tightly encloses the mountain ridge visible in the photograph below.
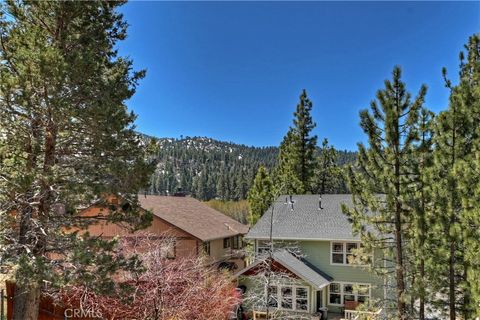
[141,134,357,201]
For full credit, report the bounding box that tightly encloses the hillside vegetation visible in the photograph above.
[144,136,357,201]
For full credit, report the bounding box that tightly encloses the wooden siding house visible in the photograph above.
[81,194,250,270]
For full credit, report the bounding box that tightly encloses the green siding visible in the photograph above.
[299,240,384,305]
[239,239,386,316]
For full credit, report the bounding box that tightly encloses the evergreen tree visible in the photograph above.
[408,108,434,320]
[344,67,426,319]
[275,90,317,194]
[247,166,274,225]
[275,131,305,194]
[0,2,153,318]
[456,35,480,318]
[429,34,480,319]
[313,138,340,194]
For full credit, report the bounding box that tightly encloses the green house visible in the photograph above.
[235,195,385,319]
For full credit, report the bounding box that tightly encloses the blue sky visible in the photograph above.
[119,1,479,150]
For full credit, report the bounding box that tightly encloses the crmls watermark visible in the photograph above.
[64,308,103,319]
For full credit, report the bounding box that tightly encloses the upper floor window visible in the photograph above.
[223,237,231,249]
[331,241,366,265]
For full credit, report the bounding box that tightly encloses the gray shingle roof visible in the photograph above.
[235,249,332,289]
[273,250,332,289]
[246,194,359,241]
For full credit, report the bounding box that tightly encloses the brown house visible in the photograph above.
[82,195,249,270]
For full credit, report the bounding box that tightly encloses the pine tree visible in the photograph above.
[313,138,340,194]
[430,34,480,319]
[344,66,426,319]
[247,166,274,225]
[275,90,317,194]
[275,131,305,194]
[456,35,480,318]
[408,108,434,320]
[0,2,153,319]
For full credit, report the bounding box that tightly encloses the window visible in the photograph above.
[357,284,370,303]
[328,282,371,306]
[223,237,231,248]
[267,286,278,308]
[346,243,358,265]
[331,242,368,265]
[281,286,293,309]
[233,235,242,249]
[331,242,344,264]
[265,285,309,312]
[295,287,308,311]
[329,283,341,305]
[161,241,175,259]
[203,241,211,255]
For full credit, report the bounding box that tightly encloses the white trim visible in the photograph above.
[266,284,310,313]
[327,281,371,306]
[246,236,361,242]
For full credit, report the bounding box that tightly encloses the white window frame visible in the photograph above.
[327,282,371,306]
[330,241,371,266]
[265,284,310,312]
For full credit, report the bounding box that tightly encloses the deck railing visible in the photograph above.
[343,308,383,320]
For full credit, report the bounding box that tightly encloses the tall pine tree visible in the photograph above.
[0,2,153,318]
[429,34,480,319]
[344,66,426,319]
[408,108,435,320]
[275,89,317,194]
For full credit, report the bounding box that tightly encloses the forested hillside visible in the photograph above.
[144,135,357,200]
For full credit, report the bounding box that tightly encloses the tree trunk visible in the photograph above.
[12,283,40,320]
[449,241,456,320]
[419,259,425,320]
[395,210,406,320]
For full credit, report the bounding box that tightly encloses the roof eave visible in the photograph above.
[244,235,360,242]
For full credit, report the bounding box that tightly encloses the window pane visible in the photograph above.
[330,283,340,293]
[223,238,230,248]
[346,253,354,264]
[358,285,370,295]
[358,295,369,303]
[281,287,293,309]
[296,298,308,311]
[346,243,358,252]
[344,284,354,294]
[344,294,355,302]
[332,242,344,252]
[332,253,344,264]
[267,286,278,308]
[329,294,341,305]
[296,287,307,299]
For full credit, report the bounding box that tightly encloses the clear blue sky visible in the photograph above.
[118,1,479,150]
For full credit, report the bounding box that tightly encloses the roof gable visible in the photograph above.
[235,249,332,289]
